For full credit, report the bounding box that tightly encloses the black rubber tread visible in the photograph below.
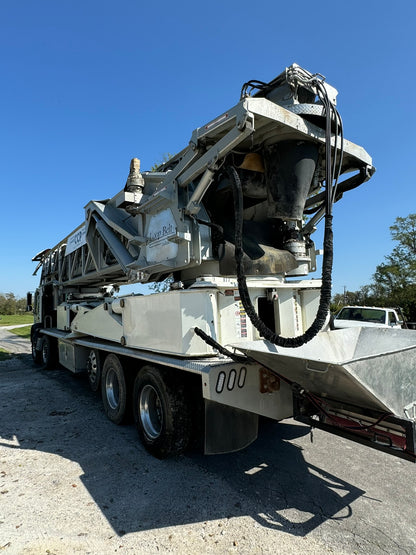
[133,365,193,459]
[31,338,42,364]
[101,354,128,425]
[30,324,43,365]
[40,335,58,370]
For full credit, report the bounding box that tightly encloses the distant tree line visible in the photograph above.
[0,293,28,315]
[332,214,416,322]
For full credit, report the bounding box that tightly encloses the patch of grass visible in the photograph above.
[9,326,31,339]
[0,313,34,326]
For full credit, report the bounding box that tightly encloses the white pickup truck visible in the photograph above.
[332,306,405,330]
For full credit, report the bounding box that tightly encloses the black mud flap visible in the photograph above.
[204,400,258,455]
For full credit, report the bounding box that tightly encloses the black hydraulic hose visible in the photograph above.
[229,166,334,348]
[304,166,372,212]
[193,326,250,363]
[228,74,342,348]
[195,73,341,352]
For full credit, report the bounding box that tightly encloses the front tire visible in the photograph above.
[133,365,192,459]
[101,354,128,424]
[40,335,58,369]
[31,324,43,364]
[31,337,42,364]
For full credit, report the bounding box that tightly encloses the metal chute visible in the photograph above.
[234,327,416,461]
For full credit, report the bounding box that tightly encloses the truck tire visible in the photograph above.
[31,336,42,364]
[133,365,192,459]
[31,324,43,364]
[86,349,101,392]
[101,354,128,425]
[40,335,58,369]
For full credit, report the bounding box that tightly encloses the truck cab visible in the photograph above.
[332,306,404,330]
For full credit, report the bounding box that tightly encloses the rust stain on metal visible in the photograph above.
[259,367,280,393]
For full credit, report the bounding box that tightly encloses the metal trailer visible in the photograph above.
[30,64,416,461]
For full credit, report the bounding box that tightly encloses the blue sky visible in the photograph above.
[1,0,415,298]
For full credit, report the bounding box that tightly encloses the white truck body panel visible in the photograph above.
[54,280,322,358]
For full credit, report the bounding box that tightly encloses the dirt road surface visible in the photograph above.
[0,326,32,355]
[0,336,415,554]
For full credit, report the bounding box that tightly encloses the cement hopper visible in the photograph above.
[234,327,416,461]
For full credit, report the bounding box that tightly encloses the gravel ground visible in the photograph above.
[0,332,415,554]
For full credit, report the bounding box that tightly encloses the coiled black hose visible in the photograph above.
[229,165,333,348]
[229,71,343,347]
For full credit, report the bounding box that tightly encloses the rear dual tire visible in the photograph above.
[133,366,192,459]
[86,349,101,392]
[101,354,128,425]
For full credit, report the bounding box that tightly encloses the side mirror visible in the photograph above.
[26,292,33,312]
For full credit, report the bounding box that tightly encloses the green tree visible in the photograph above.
[331,286,373,313]
[363,214,416,320]
[149,275,173,293]
[150,153,174,172]
[372,215,416,307]
[0,292,26,315]
[332,214,416,321]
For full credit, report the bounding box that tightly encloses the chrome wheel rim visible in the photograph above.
[87,351,98,383]
[105,369,120,410]
[139,384,163,440]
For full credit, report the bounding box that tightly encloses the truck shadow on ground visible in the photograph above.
[0,357,365,538]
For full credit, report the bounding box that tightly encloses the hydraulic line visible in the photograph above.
[230,70,345,347]
[229,165,333,348]
[196,70,343,350]
[193,326,250,364]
